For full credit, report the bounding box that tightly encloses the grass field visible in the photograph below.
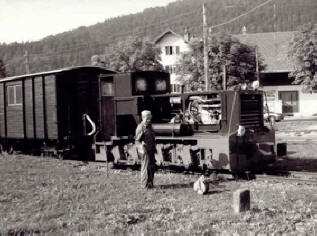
[1,153,317,235]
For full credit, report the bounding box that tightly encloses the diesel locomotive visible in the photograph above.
[0,66,276,173]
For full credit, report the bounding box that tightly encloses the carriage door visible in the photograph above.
[74,74,96,140]
[99,76,115,140]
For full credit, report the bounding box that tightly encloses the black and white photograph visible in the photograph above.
[0,0,316,234]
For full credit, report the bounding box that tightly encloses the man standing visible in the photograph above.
[135,110,156,189]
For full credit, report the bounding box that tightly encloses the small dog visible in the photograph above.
[193,175,209,195]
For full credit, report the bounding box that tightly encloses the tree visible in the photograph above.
[0,59,7,78]
[91,55,106,67]
[105,37,163,72]
[177,33,265,91]
[288,23,317,92]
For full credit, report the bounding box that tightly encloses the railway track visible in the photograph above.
[255,171,317,185]
[110,160,317,184]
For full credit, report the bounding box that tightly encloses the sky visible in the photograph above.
[0,0,177,43]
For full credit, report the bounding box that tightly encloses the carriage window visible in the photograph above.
[101,82,114,96]
[176,46,180,54]
[7,84,22,105]
[135,78,147,92]
[155,79,167,91]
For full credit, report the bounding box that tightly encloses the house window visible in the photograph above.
[165,46,173,55]
[171,84,182,93]
[265,90,276,101]
[165,46,180,55]
[165,65,180,74]
[165,65,170,73]
[176,46,180,54]
[7,84,22,106]
[278,91,299,114]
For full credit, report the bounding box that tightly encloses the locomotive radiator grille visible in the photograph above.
[240,94,263,128]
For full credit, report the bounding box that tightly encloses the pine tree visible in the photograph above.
[0,59,7,78]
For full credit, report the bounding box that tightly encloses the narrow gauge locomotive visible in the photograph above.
[95,71,276,173]
[0,67,276,173]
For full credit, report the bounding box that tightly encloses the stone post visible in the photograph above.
[233,189,250,213]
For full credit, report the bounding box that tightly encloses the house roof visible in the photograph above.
[235,31,295,73]
[154,29,186,44]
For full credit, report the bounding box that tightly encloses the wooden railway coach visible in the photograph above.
[0,66,115,157]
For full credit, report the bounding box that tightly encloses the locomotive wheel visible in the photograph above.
[58,153,64,160]
[7,145,14,155]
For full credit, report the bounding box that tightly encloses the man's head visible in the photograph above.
[141,110,152,125]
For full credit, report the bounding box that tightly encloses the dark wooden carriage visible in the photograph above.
[0,66,115,157]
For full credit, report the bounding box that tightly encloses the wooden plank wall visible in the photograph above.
[34,76,45,139]
[0,74,58,141]
[25,79,34,138]
[45,75,57,139]
[0,84,4,137]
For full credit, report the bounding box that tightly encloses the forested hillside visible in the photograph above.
[0,0,316,76]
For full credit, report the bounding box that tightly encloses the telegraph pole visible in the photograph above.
[223,64,226,90]
[255,46,259,82]
[203,3,209,91]
[24,50,30,74]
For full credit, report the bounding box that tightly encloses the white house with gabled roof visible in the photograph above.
[154,29,192,93]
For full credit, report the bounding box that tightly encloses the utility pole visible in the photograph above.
[222,63,226,90]
[203,3,209,91]
[273,3,277,41]
[24,50,30,74]
[255,46,259,82]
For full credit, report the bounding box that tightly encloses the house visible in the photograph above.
[236,30,317,117]
[154,28,317,117]
[154,29,192,93]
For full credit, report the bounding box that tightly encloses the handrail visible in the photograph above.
[83,114,96,136]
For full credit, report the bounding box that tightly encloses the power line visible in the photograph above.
[209,0,276,29]
[4,0,287,62]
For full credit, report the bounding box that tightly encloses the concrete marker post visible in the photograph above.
[233,189,250,213]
